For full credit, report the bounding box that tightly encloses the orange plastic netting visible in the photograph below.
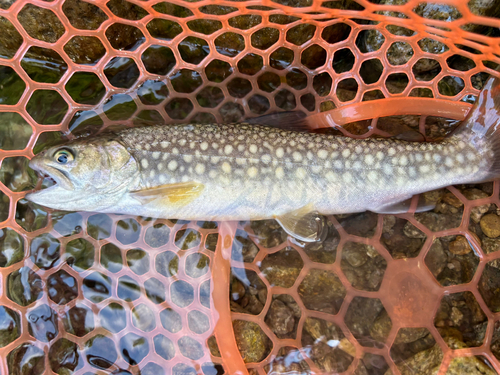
[1,0,500,374]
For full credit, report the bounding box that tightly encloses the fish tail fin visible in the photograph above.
[453,73,500,180]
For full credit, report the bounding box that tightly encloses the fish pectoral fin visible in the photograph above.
[130,182,205,206]
[275,204,326,243]
[372,196,435,214]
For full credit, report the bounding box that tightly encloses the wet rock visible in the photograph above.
[425,239,447,277]
[382,217,426,259]
[336,211,378,238]
[298,269,346,314]
[393,328,431,345]
[463,189,491,223]
[341,242,387,291]
[384,342,443,375]
[403,221,427,239]
[233,320,272,363]
[265,347,310,374]
[480,214,500,238]
[370,309,393,344]
[481,237,500,254]
[434,292,488,348]
[449,236,472,255]
[446,355,497,375]
[421,189,445,206]
[250,220,287,248]
[414,211,461,232]
[302,317,354,372]
[259,248,303,288]
[0,306,20,347]
[231,230,259,263]
[441,192,463,209]
[302,220,340,264]
[265,300,295,337]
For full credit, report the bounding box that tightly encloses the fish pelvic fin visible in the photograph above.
[245,111,312,132]
[131,182,204,207]
[453,72,500,180]
[274,204,327,243]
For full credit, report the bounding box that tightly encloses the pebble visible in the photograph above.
[449,236,472,255]
[480,214,500,238]
[265,300,295,336]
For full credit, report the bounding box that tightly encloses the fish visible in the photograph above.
[25,75,500,242]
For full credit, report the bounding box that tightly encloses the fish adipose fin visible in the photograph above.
[453,73,500,181]
[274,204,327,243]
[373,197,435,215]
[131,182,204,206]
[246,111,311,133]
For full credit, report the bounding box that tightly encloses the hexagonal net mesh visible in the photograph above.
[1,0,500,374]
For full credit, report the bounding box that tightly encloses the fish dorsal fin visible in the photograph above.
[131,182,204,207]
[246,111,311,132]
[275,204,326,243]
[373,197,435,215]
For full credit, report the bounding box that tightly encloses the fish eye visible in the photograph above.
[54,149,74,165]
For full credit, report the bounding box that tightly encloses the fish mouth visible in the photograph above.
[29,159,74,191]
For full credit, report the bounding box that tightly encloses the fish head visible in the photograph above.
[26,136,139,212]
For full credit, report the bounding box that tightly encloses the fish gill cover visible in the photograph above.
[0,0,500,374]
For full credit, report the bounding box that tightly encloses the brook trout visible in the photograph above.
[26,76,500,242]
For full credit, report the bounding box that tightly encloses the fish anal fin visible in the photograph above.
[373,196,435,215]
[131,182,204,207]
[275,204,326,243]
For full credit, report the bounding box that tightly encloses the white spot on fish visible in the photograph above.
[222,162,231,174]
[376,151,384,160]
[249,144,258,154]
[172,148,179,155]
[419,165,430,173]
[318,149,328,159]
[367,171,378,182]
[275,167,284,179]
[355,145,363,154]
[152,152,160,160]
[158,163,164,171]
[467,152,476,161]
[238,145,245,152]
[312,165,322,173]
[445,157,454,167]
[365,154,374,165]
[159,175,167,184]
[399,155,408,166]
[149,170,155,178]
[334,160,342,169]
[211,156,220,164]
[342,149,350,158]
[276,147,284,158]
[295,167,306,179]
[415,153,423,162]
[293,152,302,162]
[183,155,193,163]
[200,141,208,151]
[195,163,205,174]
[178,139,186,146]
[161,141,169,148]
[247,167,258,178]
[224,145,233,155]
[388,148,396,156]
[433,154,441,162]
[182,175,189,182]
[261,154,272,164]
[383,164,392,175]
[326,171,336,182]
[209,170,217,178]
[343,172,353,183]
[141,159,149,169]
[456,154,465,163]
[212,143,219,149]
[168,160,178,171]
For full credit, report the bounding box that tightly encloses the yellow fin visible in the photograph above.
[131,182,204,207]
[274,204,326,243]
